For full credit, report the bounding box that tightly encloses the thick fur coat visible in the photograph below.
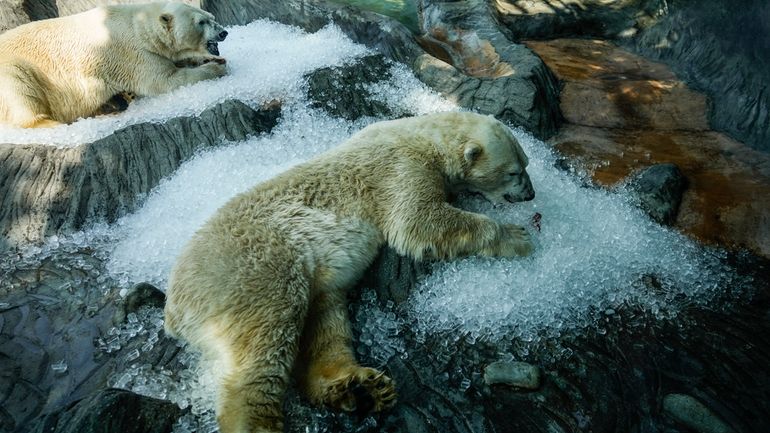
[0,2,227,128]
[164,112,536,433]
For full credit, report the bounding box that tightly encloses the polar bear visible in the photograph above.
[164,112,536,433]
[0,2,227,128]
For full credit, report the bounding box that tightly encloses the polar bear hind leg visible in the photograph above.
[212,271,310,433]
[296,290,397,414]
[0,60,62,128]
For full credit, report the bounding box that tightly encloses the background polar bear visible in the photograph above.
[0,2,227,128]
[164,112,536,433]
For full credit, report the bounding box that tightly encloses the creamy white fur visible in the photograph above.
[0,2,226,128]
[164,112,535,433]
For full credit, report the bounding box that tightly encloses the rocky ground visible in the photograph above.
[1,1,769,433]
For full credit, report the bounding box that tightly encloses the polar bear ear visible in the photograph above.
[464,143,483,163]
[160,13,174,31]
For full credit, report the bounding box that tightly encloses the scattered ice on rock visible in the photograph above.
[353,290,406,366]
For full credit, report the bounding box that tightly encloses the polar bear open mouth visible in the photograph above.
[206,41,219,56]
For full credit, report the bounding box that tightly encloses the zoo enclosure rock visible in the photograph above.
[0,100,280,252]
[202,0,562,139]
[26,388,184,433]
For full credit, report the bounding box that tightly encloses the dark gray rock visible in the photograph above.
[27,388,183,433]
[358,247,431,305]
[625,0,770,152]
[0,0,57,32]
[0,100,280,252]
[628,163,687,225]
[663,394,735,433]
[415,0,562,138]
[493,0,665,40]
[306,54,393,120]
[483,360,541,389]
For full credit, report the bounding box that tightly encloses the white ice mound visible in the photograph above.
[407,129,740,345]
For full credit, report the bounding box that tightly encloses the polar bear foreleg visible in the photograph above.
[389,203,533,259]
[139,61,227,96]
[296,291,396,413]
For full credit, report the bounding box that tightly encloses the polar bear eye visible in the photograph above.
[508,171,520,177]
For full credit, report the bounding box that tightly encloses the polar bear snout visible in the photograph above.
[217,30,228,41]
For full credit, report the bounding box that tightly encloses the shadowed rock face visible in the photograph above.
[627,0,770,152]
[494,0,666,40]
[0,100,281,253]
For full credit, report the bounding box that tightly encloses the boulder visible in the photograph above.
[201,0,562,138]
[306,54,393,121]
[628,163,687,225]
[27,388,183,433]
[415,0,562,138]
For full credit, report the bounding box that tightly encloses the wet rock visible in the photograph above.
[27,388,183,433]
[628,163,687,225]
[359,247,431,306]
[306,54,393,121]
[0,100,281,252]
[662,394,735,433]
[483,361,541,390]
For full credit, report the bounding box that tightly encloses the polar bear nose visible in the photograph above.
[217,30,228,41]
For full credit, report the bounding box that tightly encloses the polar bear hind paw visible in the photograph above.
[324,367,396,414]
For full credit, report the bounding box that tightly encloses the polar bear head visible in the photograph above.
[449,113,535,205]
[149,2,228,60]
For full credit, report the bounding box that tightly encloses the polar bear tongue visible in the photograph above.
[206,41,219,56]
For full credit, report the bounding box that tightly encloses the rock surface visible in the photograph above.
[626,0,770,152]
[306,54,393,120]
[628,163,687,225]
[202,0,562,138]
[483,360,541,389]
[0,0,56,32]
[27,388,183,433]
[528,38,770,257]
[494,0,665,40]
[663,393,735,433]
[0,100,280,252]
[414,0,562,138]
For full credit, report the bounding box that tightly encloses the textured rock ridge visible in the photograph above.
[0,100,280,252]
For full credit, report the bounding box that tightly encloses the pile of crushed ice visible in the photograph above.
[2,17,747,431]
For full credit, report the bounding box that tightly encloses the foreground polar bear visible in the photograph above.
[0,2,227,128]
[164,112,536,433]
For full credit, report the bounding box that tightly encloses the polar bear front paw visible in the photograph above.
[200,61,227,78]
[323,367,396,414]
[494,223,534,257]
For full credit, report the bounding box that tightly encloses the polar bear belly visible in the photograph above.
[298,212,383,293]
